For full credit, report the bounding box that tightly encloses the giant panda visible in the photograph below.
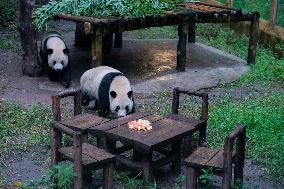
[40,31,71,88]
[80,66,135,118]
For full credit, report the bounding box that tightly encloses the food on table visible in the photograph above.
[128,119,152,131]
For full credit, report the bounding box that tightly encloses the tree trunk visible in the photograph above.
[18,0,42,77]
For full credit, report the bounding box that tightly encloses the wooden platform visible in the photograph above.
[54,2,259,69]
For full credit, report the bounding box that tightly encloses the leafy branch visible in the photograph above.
[33,0,181,30]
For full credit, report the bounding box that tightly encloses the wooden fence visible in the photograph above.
[225,0,282,27]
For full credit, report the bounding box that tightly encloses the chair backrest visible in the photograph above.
[51,89,82,122]
[171,87,209,120]
[223,124,246,170]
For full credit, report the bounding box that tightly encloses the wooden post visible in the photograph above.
[171,140,181,173]
[171,87,180,114]
[188,20,196,43]
[114,32,123,48]
[18,0,42,76]
[75,23,91,47]
[186,167,198,189]
[247,12,259,65]
[74,91,82,116]
[225,0,233,7]
[91,28,103,68]
[103,163,113,189]
[73,134,83,189]
[50,126,59,168]
[269,0,280,25]
[221,137,233,189]
[177,17,188,72]
[234,126,246,187]
[142,152,153,183]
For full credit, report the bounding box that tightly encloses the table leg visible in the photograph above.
[171,140,181,174]
[106,138,116,153]
[133,149,142,161]
[114,32,123,48]
[177,17,189,72]
[142,151,154,183]
[188,21,196,43]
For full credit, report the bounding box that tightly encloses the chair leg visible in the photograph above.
[234,157,244,187]
[171,140,181,174]
[103,163,113,189]
[221,172,232,189]
[186,166,197,189]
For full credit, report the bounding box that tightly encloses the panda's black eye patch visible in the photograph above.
[110,91,117,98]
[115,106,120,112]
[53,61,56,65]
[47,49,53,54]
[63,48,69,54]
[127,91,133,98]
[61,61,64,65]
[125,106,129,112]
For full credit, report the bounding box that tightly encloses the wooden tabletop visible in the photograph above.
[88,112,203,153]
[60,113,109,131]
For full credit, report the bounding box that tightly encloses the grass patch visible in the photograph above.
[196,24,284,86]
[126,26,177,39]
[217,0,284,26]
[0,32,21,51]
[0,101,51,165]
[207,92,284,182]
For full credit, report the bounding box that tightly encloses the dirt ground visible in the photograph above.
[0,22,283,188]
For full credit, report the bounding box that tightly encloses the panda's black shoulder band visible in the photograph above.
[98,72,124,116]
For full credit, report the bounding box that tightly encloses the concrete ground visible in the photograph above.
[0,35,248,106]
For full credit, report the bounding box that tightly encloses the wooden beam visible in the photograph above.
[248,12,260,65]
[269,0,280,25]
[177,17,188,72]
[91,28,103,67]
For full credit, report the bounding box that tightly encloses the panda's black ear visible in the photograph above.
[47,49,53,54]
[110,91,117,98]
[127,91,133,98]
[63,48,69,54]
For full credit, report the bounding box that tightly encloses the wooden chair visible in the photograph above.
[50,89,115,189]
[166,87,209,147]
[184,124,246,189]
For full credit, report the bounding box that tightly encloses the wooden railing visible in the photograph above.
[225,0,281,26]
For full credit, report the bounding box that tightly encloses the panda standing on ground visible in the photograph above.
[80,66,135,118]
[40,31,71,88]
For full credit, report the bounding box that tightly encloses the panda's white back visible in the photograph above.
[80,66,121,98]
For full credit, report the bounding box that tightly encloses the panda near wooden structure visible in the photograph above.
[80,66,135,118]
[40,31,71,88]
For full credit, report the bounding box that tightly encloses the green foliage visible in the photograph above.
[197,24,284,86]
[175,175,186,189]
[113,171,157,188]
[126,26,177,39]
[33,0,180,30]
[0,0,18,27]
[217,0,284,27]
[199,169,213,187]
[0,32,21,51]
[207,92,284,182]
[0,101,51,164]
[21,163,76,189]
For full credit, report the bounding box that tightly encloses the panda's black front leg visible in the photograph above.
[62,66,71,88]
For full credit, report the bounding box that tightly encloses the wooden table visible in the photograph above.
[88,112,205,182]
